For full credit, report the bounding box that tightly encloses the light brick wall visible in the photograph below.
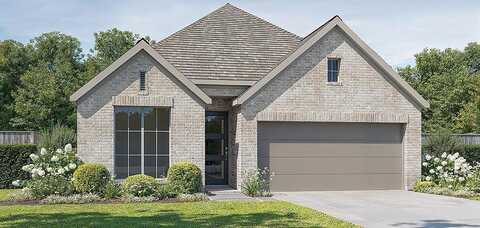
[76,51,206,182]
[237,27,422,189]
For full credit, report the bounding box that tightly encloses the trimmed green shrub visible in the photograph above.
[413,180,436,193]
[122,174,159,197]
[26,175,74,199]
[167,162,202,194]
[73,163,110,194]
[0,144,36,188]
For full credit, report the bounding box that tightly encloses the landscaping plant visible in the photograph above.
[167,162,202,194]
[241,167,274,197]
[422,152,473,189]
[121,174,160,197]
[72,163,110,194]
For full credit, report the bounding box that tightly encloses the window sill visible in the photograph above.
[326,81,343,86]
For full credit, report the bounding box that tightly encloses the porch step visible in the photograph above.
[206,185,252,201]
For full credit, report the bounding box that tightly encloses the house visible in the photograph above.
[70,4,429,191]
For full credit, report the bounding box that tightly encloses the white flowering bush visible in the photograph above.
[422,152,473,189]
[17,144,81,181]
[11,143,82,199]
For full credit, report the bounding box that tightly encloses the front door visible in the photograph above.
[205,111,228,185]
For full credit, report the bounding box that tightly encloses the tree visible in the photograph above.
[465,42,480,74]
[0,40,32,129]
[11,32,83,130]
[399,45,480,133]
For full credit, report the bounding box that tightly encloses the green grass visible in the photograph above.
[0,201,358,227]
[0,189,16,201]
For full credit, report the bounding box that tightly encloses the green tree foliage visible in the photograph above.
[11,32,83,130]
[399,42,480,133]
[0,40,32,129]
[0,28,149,131]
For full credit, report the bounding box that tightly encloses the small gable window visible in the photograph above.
[327,58,340,82]
[139,71,146,91]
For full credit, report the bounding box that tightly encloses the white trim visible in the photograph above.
[192,79,256,86]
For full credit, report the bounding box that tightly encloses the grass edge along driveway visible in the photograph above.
[0,200,358,227]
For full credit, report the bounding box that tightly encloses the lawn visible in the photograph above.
[0,191,357,228]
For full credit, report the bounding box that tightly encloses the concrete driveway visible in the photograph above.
[273,190,480,228]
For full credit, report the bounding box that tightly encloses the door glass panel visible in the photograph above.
[205,112,227,185]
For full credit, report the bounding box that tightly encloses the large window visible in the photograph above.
[114,107,170,179]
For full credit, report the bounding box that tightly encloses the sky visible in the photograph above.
[1,0,479,67]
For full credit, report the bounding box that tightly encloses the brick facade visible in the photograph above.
[76,51,206,182]
[76,28,422,190]
[236,28,422,189]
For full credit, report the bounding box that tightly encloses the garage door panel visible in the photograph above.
[258,122,403,191]
[267,156,402,174]
[265,142,402,157]
[271,173,403,191]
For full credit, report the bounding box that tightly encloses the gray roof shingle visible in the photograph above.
[152,3,302,82]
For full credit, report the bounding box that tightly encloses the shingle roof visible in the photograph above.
[152,3,302,82]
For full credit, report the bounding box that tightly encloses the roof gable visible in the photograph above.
[233,16,429,110]
[70,40,212,104]
[152,3,301,82]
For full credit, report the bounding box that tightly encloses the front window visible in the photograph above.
[114,107,170,179]
[327,58,340,82]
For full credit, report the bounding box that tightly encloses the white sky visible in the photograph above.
[1,0,479,67]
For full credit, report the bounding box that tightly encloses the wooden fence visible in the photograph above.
[422,134,480,145]
[0,131,39,145]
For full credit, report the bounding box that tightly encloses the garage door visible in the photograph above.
[258,122,404,191]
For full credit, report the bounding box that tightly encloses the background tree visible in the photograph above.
[399,42,480,133]
[0,40,32,129]
[11,32,83,130]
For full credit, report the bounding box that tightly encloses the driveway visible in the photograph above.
[273,190,480,228]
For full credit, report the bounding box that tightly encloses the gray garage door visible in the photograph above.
[258,122,404,191]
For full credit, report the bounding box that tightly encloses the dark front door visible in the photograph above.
[205,111,228,185]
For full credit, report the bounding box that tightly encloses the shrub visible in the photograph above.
[466,167,480,193]
[167,162,202,194]
[103,180,123,199]
[38,124,76,151]
[423,128,464,157]
[413,180,436,193]
[73,163,110,194]
[26,175,74,199]
[177,193,208,202]
[241,167,274,197]
[122,174,159,197]
[155,183,177,199]
[40,193,102,204]
[120,195,157,203]
[0,144,36,188]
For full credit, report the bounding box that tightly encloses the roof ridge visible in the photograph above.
[153,3,302,48]
[224,4,302,40]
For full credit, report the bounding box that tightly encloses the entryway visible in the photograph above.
[205,111,228,185]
